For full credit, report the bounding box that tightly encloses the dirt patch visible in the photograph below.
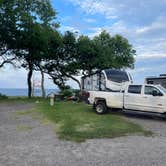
[0,102,34,112]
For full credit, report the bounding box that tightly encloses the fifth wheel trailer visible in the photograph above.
[81,69,133,92]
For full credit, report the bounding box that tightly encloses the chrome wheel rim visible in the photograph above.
[96,105,103,113]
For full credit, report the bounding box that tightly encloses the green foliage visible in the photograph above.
[0,93,8,100]
[45,30,136,90]
[0,0,136,93]
[60,89,73,98]
[0,0,59,98]
[36,101,150,142]
[91,30,136,71]
[77,35,99,73]
[44,31,80,90]
[56,85,73,98]
[73,89,80,96]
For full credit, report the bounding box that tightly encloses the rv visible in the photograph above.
[145,74,166,89]
[81,69,133,92]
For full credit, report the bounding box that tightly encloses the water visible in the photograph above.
[0,88,59,97]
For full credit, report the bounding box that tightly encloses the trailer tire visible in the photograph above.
[95,101,108,114]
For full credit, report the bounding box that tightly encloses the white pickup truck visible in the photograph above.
[88,84,166,115]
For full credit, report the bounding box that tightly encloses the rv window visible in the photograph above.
[105,69,129,83]
[128,85,142,94]
[147,80,154,84]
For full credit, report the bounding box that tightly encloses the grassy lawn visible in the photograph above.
[1,98,151,142]
[33,100,151,142]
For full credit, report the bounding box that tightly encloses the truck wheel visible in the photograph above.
[95,101,107,114]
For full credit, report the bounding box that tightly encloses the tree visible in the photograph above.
[19,0,58,98]
[73,31,136,89]
[45,30,136,91]
[110,34,135,69]
[0,0,19,68]
[76,35,99,75]
[44,31,81,90]
[92,31,135,70]
[1,1,136,93]
[17,23,53,97]
[0,0,59,98]
[75,30,136,76]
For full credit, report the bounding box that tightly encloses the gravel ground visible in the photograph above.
[0,102,166,166]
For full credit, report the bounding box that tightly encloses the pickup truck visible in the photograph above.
[88,84,166,115]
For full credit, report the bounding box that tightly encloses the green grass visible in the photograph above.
[3,98,151,142]
[34,101,151,142]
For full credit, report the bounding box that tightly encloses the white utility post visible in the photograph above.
[50,93,54,106]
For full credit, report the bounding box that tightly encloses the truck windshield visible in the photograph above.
[157,85,166,94]
[105,69,129,83]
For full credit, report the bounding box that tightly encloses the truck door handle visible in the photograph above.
[143,96,147,98]
[125,95,129,97]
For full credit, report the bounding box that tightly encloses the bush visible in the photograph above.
[72,89,80,96]
[60,89,73,98]
[0,93,8,100]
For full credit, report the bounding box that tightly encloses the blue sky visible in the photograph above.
[0,0,166,89]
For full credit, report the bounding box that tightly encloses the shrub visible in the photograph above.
[0,93,8,100]
[73,89,80,96]
[60,89,73,98]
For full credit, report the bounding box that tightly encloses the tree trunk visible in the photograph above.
[41,70,46,98]
[70,76,81,90]
[32,78,35,97]
[27,67,33,98]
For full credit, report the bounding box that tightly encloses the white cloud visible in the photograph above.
[88,17,166,60]
[60,25,81,33]
[129,64,166,76]
[128,67,152,74]
[68,0,166,23]
[136,16,166,37]
[136,53,166,60]
[67,0,166,60]
[68,0,118,19]
[84,18,96,23]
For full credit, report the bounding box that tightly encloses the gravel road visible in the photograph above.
[0,101,166,166]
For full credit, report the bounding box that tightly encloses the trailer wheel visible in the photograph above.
[95,101,108,114]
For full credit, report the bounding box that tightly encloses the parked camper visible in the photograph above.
[81,69,133,92]
[145,74,166,89]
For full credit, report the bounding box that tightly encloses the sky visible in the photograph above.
[0,0,166,89]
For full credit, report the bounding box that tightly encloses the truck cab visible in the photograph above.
[89,84,166,115]
[124,84,166,114]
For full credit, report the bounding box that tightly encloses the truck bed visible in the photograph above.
[89,91,124,109]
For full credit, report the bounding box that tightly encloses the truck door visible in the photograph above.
[142,85,165,113]
[124,85,144,110]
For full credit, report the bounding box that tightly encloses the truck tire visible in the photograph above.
[95,101,108,114]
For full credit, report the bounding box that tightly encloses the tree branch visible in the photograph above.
[0,58,16,68]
